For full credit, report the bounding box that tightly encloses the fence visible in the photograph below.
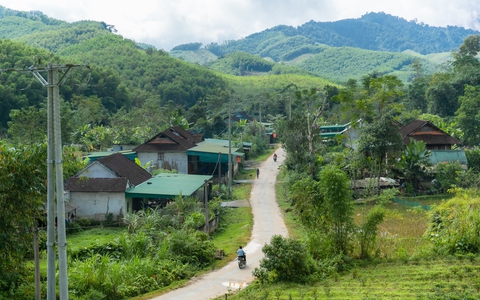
[393,197,431,210]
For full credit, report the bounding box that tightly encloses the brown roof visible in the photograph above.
[97,153,151,186]
[133,126,202,152]
[399,120,462,145]
[66,177,128,192]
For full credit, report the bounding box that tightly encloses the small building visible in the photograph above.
[225,111,254,124]
[187,138,244,178]
[134,126,203,174]
[65,153,152,221]
[428,150,468,170]
[399,120,462,150]
[125,173,213,211]
[84,150,138,162]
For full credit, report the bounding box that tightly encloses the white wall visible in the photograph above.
[137,152,158,170]
[137,151,188,174]
[164,152,188,174]
[78,162,116,178]
[68,191,125,221]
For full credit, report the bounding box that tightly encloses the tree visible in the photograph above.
[452,35,480,72]
[318,165,354,255]
[7,106,47,144]
[0,142,48,290]
[292,87,327,176]
[455,85,480,145]
[277,113,309,173]
[392,139,431,192]
[426,78,459,118]
[0,141,84,292]
[358,113,403,193]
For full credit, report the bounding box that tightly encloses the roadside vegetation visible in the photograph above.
[3,10,480,300]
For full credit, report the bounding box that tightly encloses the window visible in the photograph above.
[158,153,164,161]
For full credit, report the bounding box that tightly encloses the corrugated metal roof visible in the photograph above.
[66,177,128,192]
[97,153,152,186]
[86,150,137,161]
[125,173,212,199]
[190,138,239,154]
[134,126,201,152]
[429,150,468,165]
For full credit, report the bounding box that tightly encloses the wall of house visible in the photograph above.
[164,152,188,174]
[137,152,158,171]
[79,163,116,178]
[138,152,188,174]
[67,191,125,221]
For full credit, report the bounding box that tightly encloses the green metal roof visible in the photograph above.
[85,150,137,161]
[125,173,212,199]
[191,139,239,153]
[321,123,350,130]
[428,150,468,165]
[321,132,340,138]
[187,139,243,163]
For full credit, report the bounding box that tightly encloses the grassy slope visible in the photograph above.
[222,186,480,299]
[226,258,480,299]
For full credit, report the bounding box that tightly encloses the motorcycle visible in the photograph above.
[237,256,246,269]
[273,155,277,162]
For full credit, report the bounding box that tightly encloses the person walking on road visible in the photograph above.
[256,168,260,178]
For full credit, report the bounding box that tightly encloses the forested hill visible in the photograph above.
[200,12,480,57]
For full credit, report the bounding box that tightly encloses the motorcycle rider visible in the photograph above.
[237,246,246,263]
[273,153,277,161]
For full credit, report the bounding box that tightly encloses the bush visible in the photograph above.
[253,235,317,284]
[167,229,216,267]
[425,189,480,254]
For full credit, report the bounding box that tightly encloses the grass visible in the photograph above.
[221,191,479,299]
[67,226,125,250]
[211,206,253,268]
[275,168,305,239]
[231,182,252,200]
[224,256,480,299]
[235,168,256,180]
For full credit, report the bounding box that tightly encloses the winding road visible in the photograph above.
[151,147,288,300]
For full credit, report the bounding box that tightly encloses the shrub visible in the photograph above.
[253,235,317,284]
[357,205,386,258]
[425,189,480,254]
[167,229,216,267]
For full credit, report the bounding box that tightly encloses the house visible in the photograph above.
[399,120,462,150]
[134,126,203,174]
[125,173,213,211]
[84,150,137,162]
[65,153,152,221]
[225,111,254,124]
[428,150,468,170]
[321,121,362,150]
[187,138,244,178]
[134,127,244,179]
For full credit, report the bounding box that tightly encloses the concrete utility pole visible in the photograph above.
[228,101,232,197]
[3,63,90,300]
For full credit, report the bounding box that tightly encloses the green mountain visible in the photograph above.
[170,12,478,83]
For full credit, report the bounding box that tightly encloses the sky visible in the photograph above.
[0,0,479,51]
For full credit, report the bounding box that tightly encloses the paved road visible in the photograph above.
[151,147,288,300]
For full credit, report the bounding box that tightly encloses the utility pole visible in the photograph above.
[204,179,209,234]
[228,101,232,197]
[3,62,90,300]
[218,152,221,191]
